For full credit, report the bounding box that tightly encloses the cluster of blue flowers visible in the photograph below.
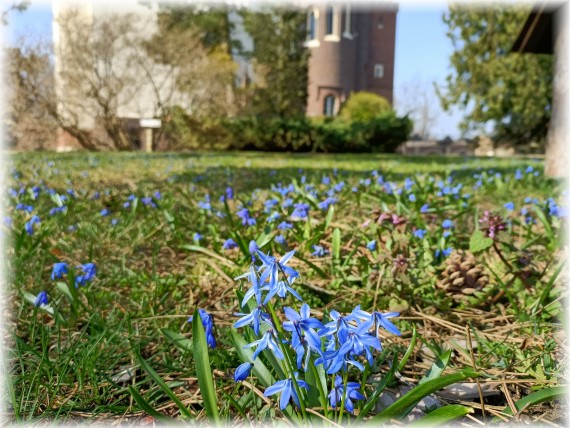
[231,250,401,412]
[32,261,97,308]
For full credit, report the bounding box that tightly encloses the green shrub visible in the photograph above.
[339,92,393,123]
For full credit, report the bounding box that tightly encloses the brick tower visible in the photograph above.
[304,3,398,117]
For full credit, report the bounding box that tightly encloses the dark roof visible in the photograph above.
[511,3,563,54]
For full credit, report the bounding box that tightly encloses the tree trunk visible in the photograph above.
[545,4,568,178]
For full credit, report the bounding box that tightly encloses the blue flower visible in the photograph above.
[243,330,284,360]
[328,375,365,413]
[248,240,259,261]
[51,262,68,280]
[408,194,416,202]
[193,232,202,243]
[100,208,110,217]
[504,202,515,211]
[351,306,401,337]
[34,291,49,307]
[435,247,453,259]
[256,250,299,286]
[234,362,253,382]
[234,304,270,337]
[25,215,40,236]
[318,197,337,210]
[414,229,427,239]
[420,204,429,213]
[291,203,309,220]
[222,238,238,250]
[275,235,286,246]
[111,218,119,226]
[154,191,162,200]
[75,263,96,286]
[264,278,303,304]
[278,221,293,230]
[312,245,328,257]
[283,304,324,341]
[366,240,377,251]
[188,309,217,349]
[237,208,256,226]
[264,377,309,410]
[226,187,234,200]
[442,219,454,229]
[141,197,156,208]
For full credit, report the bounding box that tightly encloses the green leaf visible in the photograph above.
[161,328,193,354]
[367,369,480,423]
[492,386,566,421]
[419,349,452,385]
[469,230,493,253]
[128,385,171,423]
[533,206,554,243]
[55,281,74,303]
[332,228,341,260]
[192,309,220,423]
[134,350,193,419]
[324,205,334,229]
[358,353,399,421]
[408,404,473,427]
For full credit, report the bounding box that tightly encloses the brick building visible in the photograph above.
[304,4,398,117]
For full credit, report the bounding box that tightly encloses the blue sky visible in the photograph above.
[5,1,465,139]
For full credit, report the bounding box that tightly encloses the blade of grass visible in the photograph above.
[192,309,220,423]
[127,385,172,423]
[134,350,193,419]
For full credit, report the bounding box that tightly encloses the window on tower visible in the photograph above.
[325,6,334,35]
[324,95,336,116]
[374,63,384,79]
[307,9,317,40]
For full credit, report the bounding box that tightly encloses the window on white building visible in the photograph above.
[374,63,384,79]
[324,95,336,116]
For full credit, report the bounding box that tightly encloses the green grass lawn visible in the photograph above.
[4,152,566,425]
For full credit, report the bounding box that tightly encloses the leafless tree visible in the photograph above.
[9,7,237,151]
[395,78,440,140]
[5,41,58,150]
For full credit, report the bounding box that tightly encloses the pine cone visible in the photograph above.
[438,250,489,302]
